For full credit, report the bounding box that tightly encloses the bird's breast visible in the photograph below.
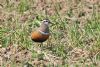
[31,31,49,42]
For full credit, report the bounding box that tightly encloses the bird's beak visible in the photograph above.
[44,18,54,25]
[47,20,53,24]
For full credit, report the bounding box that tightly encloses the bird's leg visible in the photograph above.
[37,43,41,48]
[40,43,44,50]
[47,38,50,47]
[40,42,43,47]
[47,37,52,50]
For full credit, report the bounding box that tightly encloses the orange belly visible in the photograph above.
[31,31,49,42]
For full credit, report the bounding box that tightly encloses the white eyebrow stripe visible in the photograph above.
[43,20,48,22]
[38,30,49,35]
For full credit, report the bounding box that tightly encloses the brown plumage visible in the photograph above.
[31,19,50,43]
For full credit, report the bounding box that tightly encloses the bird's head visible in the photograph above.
[42,19,51,25]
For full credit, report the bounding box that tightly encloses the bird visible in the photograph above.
[31,19,50,47]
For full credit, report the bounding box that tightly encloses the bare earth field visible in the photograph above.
[0,0,100,67]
